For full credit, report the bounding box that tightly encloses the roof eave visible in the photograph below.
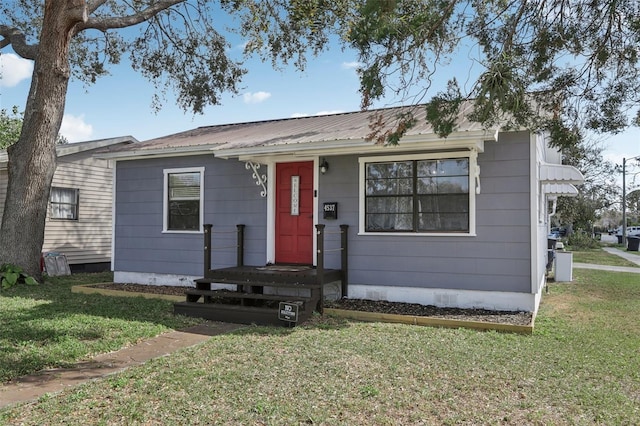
[214,130,496,160]
[95,145,220,161]
[1,136,139,165]
[55,136,139,157]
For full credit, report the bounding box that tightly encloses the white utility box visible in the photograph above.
[555,251,573,282]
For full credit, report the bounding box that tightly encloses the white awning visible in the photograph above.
[539,163,584,184]
[543,183,579,197]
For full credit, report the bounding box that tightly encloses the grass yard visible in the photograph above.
[570,248,639,267]
[1,266,639,424]
[0,272,200,382]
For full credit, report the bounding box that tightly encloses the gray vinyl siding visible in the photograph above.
[114,155,267,277]
[318,131,532,293]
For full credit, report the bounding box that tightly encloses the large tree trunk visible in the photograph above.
[0,1,87,279]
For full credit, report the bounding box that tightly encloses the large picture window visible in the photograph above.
[163,167,204,232]
[50,187,79,220]
[361,154,473,234]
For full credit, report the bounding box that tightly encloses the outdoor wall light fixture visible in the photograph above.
[320,158,329,174]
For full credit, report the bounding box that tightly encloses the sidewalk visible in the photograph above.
[602,247,640,266]
[0,322,243,409]
[573,247,640,273]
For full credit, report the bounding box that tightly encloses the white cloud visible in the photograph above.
[243,91,272,104]
[60,114,93,142]
[0,54,33,87]
[291,110,345,118]
[341,61,362,70]
[314,110,344,116]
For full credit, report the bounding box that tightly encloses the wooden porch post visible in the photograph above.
[316,224,325,314]
[203,224,212,276]
[236,224,245,267]
[340,224,349,297]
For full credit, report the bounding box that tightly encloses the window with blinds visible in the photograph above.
[163,168,204,232]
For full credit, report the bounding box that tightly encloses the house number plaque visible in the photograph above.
[291,175,300,216]
[323,202,338,220]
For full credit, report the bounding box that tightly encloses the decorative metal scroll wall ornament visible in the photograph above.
[245,162,267,197]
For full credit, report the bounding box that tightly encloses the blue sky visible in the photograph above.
[0,36,638,175]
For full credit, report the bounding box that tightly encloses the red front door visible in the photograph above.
[275,162,314,264]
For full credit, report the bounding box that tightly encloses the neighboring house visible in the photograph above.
[0,136,138,272]
[99,105,583,317]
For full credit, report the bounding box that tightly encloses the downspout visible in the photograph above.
[547,196,557,233]
[529,133,541,302]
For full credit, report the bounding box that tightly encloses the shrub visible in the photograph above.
[566,232,600,250]
[0,264,38,290]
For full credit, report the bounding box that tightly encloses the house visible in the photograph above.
[0,136,138,272]
[98,105,583,322]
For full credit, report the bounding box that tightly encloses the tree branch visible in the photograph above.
[0,25,38,59]
[86,0,109,15]
[79,0,185,32]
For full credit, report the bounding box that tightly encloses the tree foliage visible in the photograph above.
[1,0,638,276]
[0,0,347,277]
[346,0,640,146]
[555,136,620,231]
[0,107,22,149]
[0,107,67,148]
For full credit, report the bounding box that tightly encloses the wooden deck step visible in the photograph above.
[194,277,322,289]
[202,266,343,286]
[174,302,315,326]
[185,289,313,304]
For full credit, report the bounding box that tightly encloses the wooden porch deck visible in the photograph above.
[174,224,348,326]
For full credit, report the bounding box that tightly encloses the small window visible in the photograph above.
[163,167,204,232]
[50,187,79,220]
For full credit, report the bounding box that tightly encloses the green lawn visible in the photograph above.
[570,248,639,267]
[2,267,639,424]
[0,272,200,382]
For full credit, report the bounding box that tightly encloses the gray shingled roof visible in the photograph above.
[101,103,491,157]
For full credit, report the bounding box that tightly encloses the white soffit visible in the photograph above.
[213,131,493,160]
[539,163,584,184]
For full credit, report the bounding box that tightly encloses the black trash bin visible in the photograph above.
[546,238,557,270]
[617,235,624,244]
[627,235,640,252]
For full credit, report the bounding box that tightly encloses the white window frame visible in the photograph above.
[49,187,80,220]
[358,151,477,236]
[163,167,205,233]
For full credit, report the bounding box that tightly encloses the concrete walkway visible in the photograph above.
[602,247,640,266]
[573,247,640,273]
[0,322,244,409]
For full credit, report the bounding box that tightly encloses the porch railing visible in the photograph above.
[315,224,349,297]
[202,223,349,295]
[202,224,245,275]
